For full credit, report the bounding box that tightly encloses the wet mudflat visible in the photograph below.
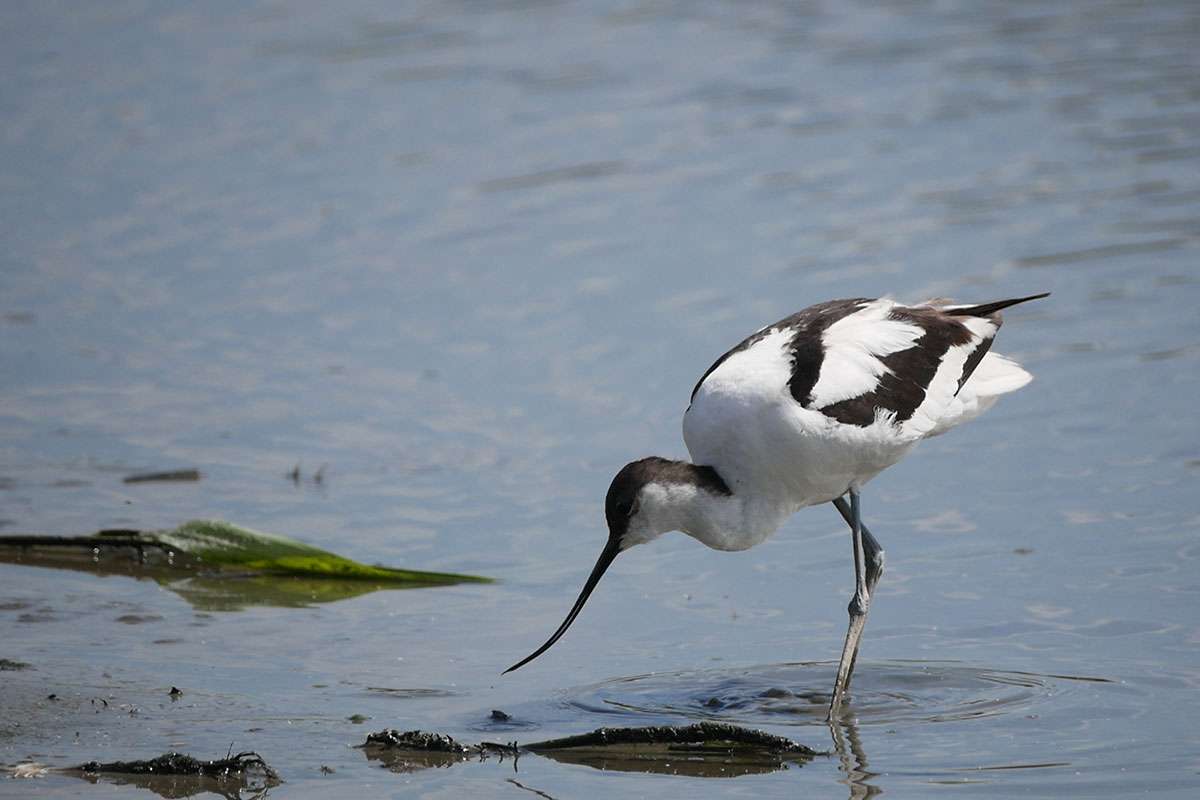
[3,0,1199,797]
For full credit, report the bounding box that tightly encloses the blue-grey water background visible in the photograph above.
[2,1,1199,797]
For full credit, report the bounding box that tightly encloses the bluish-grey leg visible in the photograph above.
[832,495,885,595]
[827,489,884,721]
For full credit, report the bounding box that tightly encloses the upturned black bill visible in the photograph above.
[503,540,621,674]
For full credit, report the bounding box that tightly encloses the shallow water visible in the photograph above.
[2,0,1199,797]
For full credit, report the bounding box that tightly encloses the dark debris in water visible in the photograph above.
[123,469,202,484]
[525,722,820,756]
[360,722,823,777]
[524,722,824,778]
[363,730,470,754]
[64,751,279,799]
[74,751,278,781]
[360,729,520,774]
[362,729,519,758]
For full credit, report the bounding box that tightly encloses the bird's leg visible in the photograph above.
[827,488,884,721]
[832,496,885,596]
[845,517,884,689]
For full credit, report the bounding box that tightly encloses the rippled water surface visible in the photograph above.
[2,1,1199,797]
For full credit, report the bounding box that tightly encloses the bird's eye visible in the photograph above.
[617,499,636,517]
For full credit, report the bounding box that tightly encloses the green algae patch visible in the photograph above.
[0,520,491,591]
[152,521,490,585]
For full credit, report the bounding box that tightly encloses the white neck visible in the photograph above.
[629,480,791,552]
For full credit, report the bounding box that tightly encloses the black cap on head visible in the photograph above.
[604,458,658,540]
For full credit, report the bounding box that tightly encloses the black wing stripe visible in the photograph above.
[784,299,872,405]
[955,330,995,396]
[817,307,973,426]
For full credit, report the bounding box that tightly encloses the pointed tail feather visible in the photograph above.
[944,292,1050,318]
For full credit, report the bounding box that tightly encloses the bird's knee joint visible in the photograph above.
[847,592,870,617]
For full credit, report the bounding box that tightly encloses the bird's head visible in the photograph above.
[502,458,677,674]
[605,456,683,549]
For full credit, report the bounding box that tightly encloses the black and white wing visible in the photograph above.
[690,293,1047,441]
[794,294,1047,438]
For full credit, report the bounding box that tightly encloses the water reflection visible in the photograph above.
[169,575,416,611]
[0,552,461,611]
[830,715,880,800]
[361,721,818,779]
[69,769,277,800]
[556,659,1124,792]
[362,659,1112,788]
[362,747,470,775]
[529,741,813,778]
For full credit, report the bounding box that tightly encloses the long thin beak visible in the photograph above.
[503,540,621,674]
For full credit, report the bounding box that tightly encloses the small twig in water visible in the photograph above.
[507,778,558,800]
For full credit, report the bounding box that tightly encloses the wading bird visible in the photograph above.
[505,293,1049,719]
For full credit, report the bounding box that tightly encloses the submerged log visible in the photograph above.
[524,721,822,777]
[524,721,817,754]
[361,722,823,778]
